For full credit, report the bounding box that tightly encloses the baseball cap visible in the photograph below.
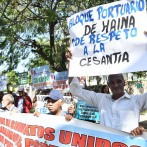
[17,88,23,92]
[44,90,63,101]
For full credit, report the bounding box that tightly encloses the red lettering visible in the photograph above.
[44,128,55,141]
[10,120,15,129]
[34,140,39,147]
[87,136,95,147]
[112,142,128,147]
[29,125,38,136]
[37,126,44,138]
[25,139,34,147]
[72,133,87,147]
[0,134,4,144]
[6,119,11,127]
[59,130,72,144]
[0,118,5,125]
[23,125,30,136]
[95,138,111,147]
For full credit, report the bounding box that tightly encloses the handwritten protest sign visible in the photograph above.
[30,65,52,90]
[36,95,48,114]
[18,72,29,88]
[76,99,100,122]
[0,112,147,147]
[0,74,7,91]
[67,0,147,76]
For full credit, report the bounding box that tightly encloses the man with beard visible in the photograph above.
[1,94,20,113]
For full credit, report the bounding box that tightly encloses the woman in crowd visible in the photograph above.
[101,85,110,94]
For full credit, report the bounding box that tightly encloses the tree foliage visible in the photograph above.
[0,0,115,72]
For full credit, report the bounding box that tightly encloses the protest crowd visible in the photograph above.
[0,64,147,138]
[1,0,147,146]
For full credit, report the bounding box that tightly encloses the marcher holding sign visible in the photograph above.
[66,0,147,135]
[67,58,147,135]
[67,0,147,76]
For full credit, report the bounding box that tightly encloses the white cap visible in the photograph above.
[44,90,63,101]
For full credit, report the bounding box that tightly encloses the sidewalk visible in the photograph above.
[139,113,147,129]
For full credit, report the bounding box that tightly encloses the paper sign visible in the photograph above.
[18,72,29,88]
[30,65,52,90]
[0,112,147,147]
[52,71,85,92]
[36,95,48,114]
[76,99,100,121]
[0,74,7,91]
[62,96,72,112]
[53,71,69,92]
[67,0,147,76]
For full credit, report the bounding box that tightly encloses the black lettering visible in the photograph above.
[122,52,129,62]
[118,54,122,63]
[106,55,112,64]
[91,23,97,34]
[101,56,106,65]
[121,16,128,29]
[93,57,100,65]
[117,18,120,30]
[102,20,109,33]
[129,15,135,28]
[110,19,116,31]
[84,25,91,36]
[113,52,121,63]
[87,57,91,66]
[80,58,86,66]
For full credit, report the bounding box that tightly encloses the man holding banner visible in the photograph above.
[66,48,147,136]
[65,0,147,136]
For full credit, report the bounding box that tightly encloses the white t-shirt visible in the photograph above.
[17,98,24,113]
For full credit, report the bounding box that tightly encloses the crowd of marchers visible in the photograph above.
[0,48,147,137]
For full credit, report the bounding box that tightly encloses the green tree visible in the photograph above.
[0,0,115,72]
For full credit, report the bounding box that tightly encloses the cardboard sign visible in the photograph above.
[67,0,147,76]
[0,74,7,91]
[30,65,52,90]
[0,112,147,147]
[76,99,100,121]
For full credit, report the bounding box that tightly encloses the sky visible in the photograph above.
[0,52,35,73]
